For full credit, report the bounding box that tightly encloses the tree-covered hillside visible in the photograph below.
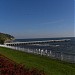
[0,32,14,44]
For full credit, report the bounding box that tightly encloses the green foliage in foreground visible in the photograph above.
[0,47,75,75]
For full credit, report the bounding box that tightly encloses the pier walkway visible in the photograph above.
[4,39,70,46]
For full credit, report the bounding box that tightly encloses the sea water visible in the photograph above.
[13,37,75,63]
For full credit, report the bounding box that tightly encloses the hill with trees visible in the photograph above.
[0,32,14,44]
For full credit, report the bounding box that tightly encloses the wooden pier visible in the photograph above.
[4,39,70,46]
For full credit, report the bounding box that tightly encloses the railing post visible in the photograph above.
[61,52,63,60]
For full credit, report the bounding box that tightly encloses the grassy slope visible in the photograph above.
[0,47,75,75]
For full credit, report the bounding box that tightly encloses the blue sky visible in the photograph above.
[0,0,74,38]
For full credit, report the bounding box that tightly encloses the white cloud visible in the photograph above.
[38,20,64,25]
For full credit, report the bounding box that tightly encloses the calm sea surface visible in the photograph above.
[14,37,75,54]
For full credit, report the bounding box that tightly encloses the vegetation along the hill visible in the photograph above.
[0,32,14,44]
[0,47,75,75]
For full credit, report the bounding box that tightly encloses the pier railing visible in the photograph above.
[1,44,75,63]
